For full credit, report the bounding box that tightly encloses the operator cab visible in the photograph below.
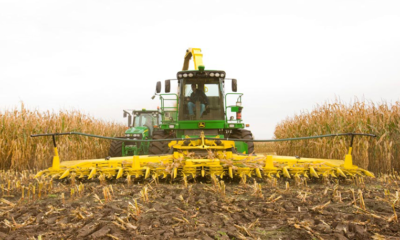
[177,70,226,120]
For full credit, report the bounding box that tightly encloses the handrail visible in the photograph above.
[159,93,179,122]
[224,93,243,122]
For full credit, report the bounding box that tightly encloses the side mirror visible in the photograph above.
[165,80,171,93]
[123,111,132,127]
[127,115,132,127]
[156,81,161,93]
[232,79,237,92]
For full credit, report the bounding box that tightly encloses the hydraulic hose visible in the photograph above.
[207,133,377,142]
[31,132,200,142]
[31,132,376,144]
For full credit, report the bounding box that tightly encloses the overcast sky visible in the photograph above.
[1,0,399,138]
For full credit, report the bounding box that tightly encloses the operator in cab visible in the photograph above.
[187,83,208,119]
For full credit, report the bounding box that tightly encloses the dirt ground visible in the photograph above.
[0,173,400,240]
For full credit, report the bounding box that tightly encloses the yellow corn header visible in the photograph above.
[33,132,375,181]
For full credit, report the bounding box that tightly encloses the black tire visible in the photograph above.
[230,129,255,154]
[149,131,169,155]
[109,140,123,157]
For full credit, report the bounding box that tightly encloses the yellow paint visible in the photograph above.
[52,147,60,170]
[183,48,204,70]
[336,168,346,178]
[116,168,123,179]
[60,169,70,179]
[88,168,97,179]
[310,167,319,178]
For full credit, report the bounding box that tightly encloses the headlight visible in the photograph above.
[169,125,175,128]
[229,124,235,128]
[133,134,141,137]
[125,134,132,137]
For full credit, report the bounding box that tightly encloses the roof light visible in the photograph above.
[183,73,188,78]
[220,73,225,77]
[210,73,215,77]
[215,73,220,77]
[188,73,194,77]
[178,74,183,78]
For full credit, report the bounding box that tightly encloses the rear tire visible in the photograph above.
[149,131,170,155]
[230,129,255,154]
[109,140,123,157]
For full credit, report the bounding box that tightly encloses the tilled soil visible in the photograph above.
[0,176,400,240]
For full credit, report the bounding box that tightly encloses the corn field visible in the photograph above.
[254,142,276,154]
[274,100,400,173]
[0,104,126,171]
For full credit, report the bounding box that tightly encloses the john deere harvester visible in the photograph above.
[33,48,375,180]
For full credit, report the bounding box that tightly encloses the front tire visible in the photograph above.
[109,140,123,157]
[149,131,170,155]
[230,129,255,154]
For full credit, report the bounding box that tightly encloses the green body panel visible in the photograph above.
[234,141,248,154]
[122,142,149,156]
[125,126,149,135]
[185,135,225,138]
[160,120,225,130]
[122,126,150,156]
[160,121,245,130]
[230,106,240,112]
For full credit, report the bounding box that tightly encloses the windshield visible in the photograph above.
[179,78,224,120]
[133,113,157,127]
[184,83,220,97]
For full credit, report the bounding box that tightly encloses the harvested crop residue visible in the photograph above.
[0,172,399,239]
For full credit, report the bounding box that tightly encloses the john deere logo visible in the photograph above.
[198,122,205,128]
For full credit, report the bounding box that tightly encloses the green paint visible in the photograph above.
[234,141,248,153]
[230,106,240,112]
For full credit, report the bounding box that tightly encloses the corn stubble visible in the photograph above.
[0,103,125,171]
[272,99,400,173]
[0,169,399,238]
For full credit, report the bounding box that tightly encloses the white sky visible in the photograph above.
[1,0,399,138]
